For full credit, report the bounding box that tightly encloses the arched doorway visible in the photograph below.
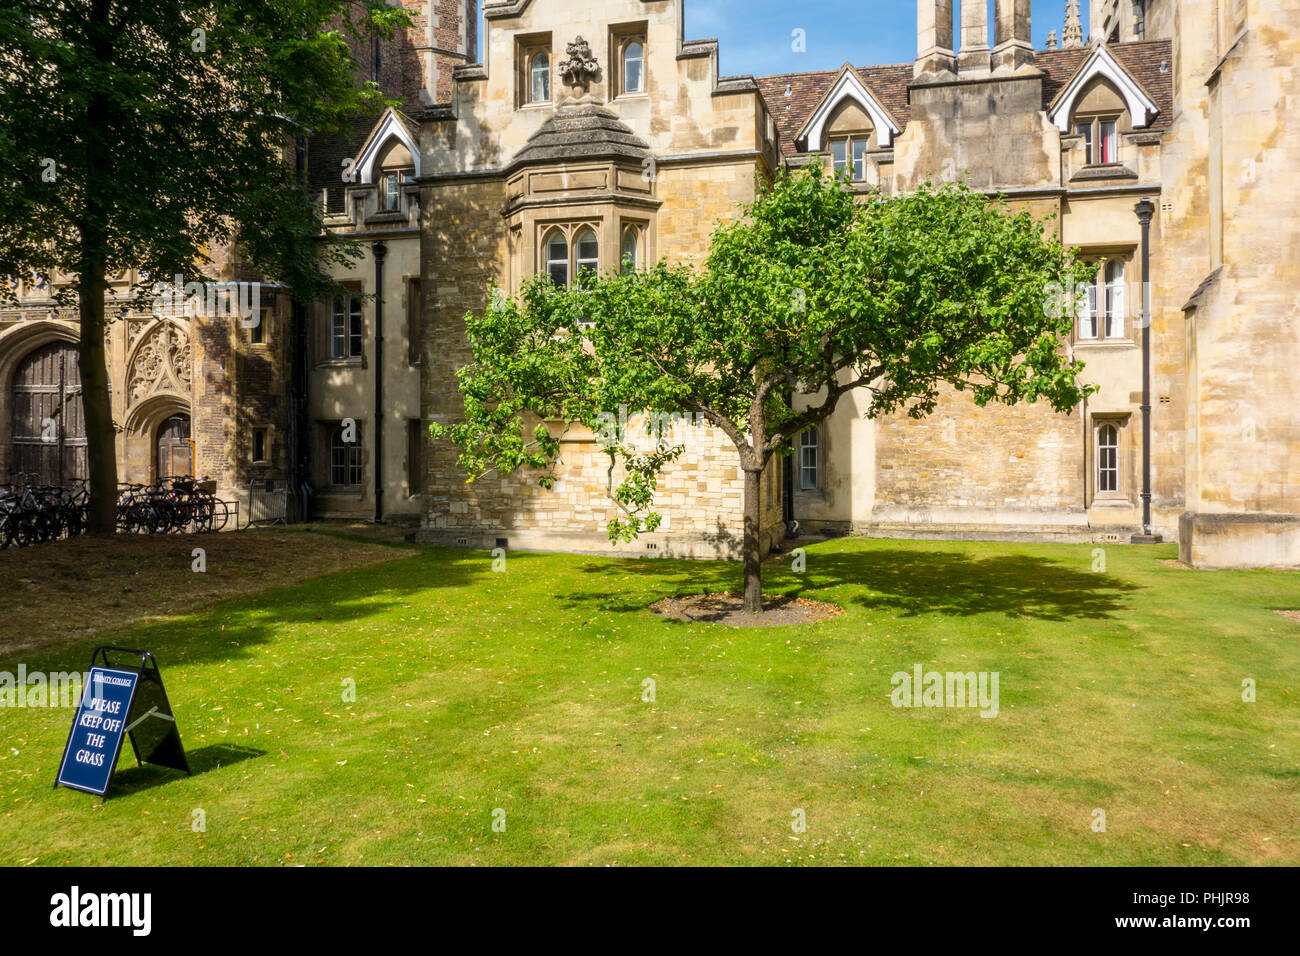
[155,414,193,480]
[10,341,86,486]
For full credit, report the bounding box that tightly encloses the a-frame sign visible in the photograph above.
[55,646,190,798]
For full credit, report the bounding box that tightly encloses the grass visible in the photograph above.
[1,535,1297,866]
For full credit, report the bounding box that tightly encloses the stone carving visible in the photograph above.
[558,36,599,90]
[127,321,191,405]
[1063,1,1084,49]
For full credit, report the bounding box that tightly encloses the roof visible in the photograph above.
[510,103,651,168]
[756,40,1173,157]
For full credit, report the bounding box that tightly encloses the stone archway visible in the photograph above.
[0,322,82,484]
[122,392,192,486]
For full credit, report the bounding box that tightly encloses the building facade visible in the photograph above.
[1,0,1296,569]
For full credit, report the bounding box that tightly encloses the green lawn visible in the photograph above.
[2,536,1297,865]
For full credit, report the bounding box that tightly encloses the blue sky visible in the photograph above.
[682,1,1092,76]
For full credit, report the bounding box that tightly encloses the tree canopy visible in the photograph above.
[443,168,1100,613]
[0,0,410,530]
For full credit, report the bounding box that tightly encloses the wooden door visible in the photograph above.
[10,341,86,486]
[156,414,193,479]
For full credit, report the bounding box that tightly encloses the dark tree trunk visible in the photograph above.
[742,466,763,613]
[78,0,118,534]
[77,246,117,534]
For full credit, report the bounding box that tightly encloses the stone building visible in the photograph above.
[1,0,1296,570]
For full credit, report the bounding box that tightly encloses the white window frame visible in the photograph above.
[1096,422,1120,494]
[622,40,644,95]
[330,294,363,360]
[530,52,551,104]
[798,428,819,491]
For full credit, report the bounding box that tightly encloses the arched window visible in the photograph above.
[1103,259,1125,338]
[798,428,819,490]
[530,52,550,103]
[1097,423,1119,493]
[621,226,639,272]
[574,228,598,286]
[544,230,568,287]
[623,41,644,94]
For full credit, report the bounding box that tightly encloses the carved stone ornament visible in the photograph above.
[127,320,192,405]
[558,36,600,90]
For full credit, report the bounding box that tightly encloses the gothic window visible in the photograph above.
[621,225,641,273]
[798,428,819,491]
[1097,423,1119,494]
[574,228,599,288]
[540,226,602,288]
[330,293,363,359]
[544,230,568,287]
[530,51,551,103]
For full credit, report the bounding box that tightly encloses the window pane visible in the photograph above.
[545,232,568,287]
[531,53,550,102]
[576,229,598,270]
[799,429,818,490]
[1098,425,1118,492]
[1100,120,1118,163]
[830,139,848,174]
[331,298,345,358]
[852,139,868,180]
[1076,122,1093,163]
[1080,280,1099,338]
[349,298,362,356]
[384,173,399,210]
[621,228,638,272]
[624,42,643,93]
[1105,261,1125,338]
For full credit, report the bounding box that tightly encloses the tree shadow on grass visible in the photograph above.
[562,545,1143,623]
[20,547,494,676]
[107,743,265,797]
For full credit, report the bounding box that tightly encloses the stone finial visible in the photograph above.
[1063,0,1084,48]
[1046,30,1059,49]
[558,36,599,91]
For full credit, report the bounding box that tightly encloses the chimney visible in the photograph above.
[958,0,991,74]
[915,0,957,78]
[993,0,1036,72]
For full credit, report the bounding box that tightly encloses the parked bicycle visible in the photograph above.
[0,474,233,548]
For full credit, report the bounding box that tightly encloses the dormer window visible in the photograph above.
[381,171,404,211]
[829,136,869,181]
[530,51,551,103]
[1077,116,1120,165]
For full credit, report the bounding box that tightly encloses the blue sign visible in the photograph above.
[55,666,140,796]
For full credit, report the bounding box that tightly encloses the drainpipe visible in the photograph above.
[1131,198,1162,544]
[372,240,386,524]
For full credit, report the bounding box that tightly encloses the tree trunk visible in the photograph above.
[742,466,763,613]
[78,0,118,535]
[78,244,117,534]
